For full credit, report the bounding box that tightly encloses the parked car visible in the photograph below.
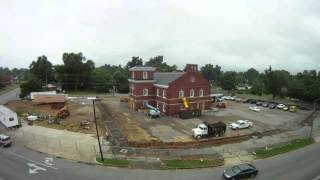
[249,106,260,112]
[243,99,250,103]
[269,103,276,109]
[256,101,262,106]
[230,120,253,130]
[283,106,289,111]
[262,103,269,107]
[249,99,256,104]
[0,134,12,147]
[276,104,286,109]
[289,105,298,112]
[223,163,258,180]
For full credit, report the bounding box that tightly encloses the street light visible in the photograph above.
[89,97,104,162]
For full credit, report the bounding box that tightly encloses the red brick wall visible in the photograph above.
[129,71,154,80]
[129,67,211,115]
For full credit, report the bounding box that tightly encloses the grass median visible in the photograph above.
[163,159,224,169]
[254,138,314,159]
[96,157,130,167]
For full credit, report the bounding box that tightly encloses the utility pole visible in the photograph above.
[310,98,320,138]
[92,98,104,162]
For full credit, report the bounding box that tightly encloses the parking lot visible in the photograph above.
[102,96,312,144]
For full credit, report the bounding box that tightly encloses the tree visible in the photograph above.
[244,68,259,85]
[264,67,290,99]
[56,52,95,91]
[200,64,222,85]
[113,71,129,93]
[0,76,4,89]
[221,71,237,90]
[145,56,177,72]
[92,68,113,92]
[251,78,263,96]
[19,75,42,98]
[125,56,143,69]
[29,55,54,84]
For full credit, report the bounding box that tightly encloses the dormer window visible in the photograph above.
[179,89,184,97]
[143,71,148,79]
[190,76,195,83]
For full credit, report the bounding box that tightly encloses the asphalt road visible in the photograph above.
[0,87,20,105]
[0,142,319,180]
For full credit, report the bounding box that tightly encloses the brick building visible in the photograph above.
[128,64,211,115]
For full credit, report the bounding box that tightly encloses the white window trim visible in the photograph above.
[156,101,159,109]
[156,88,159,96]
[132,71,135,79]
[143,71,148,80]
[199,88,203,97]
[143,88,148,96]
[163,89,166,98]
[163,103,166,112]
[179,89,184,97]
[190,89,194,98]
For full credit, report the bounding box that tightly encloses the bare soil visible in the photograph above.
[6,99,106,135]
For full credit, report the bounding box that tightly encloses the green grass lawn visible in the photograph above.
[163,159,224,169]
[254,138,314,159]
[0,84,19,95]
[96,157,130,167]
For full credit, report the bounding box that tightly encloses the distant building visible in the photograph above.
[2,75,14,85]
[128,64,211,115]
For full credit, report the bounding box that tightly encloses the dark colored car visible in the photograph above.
[223,164,258,180]
[243,99,250,103]
[249,100,256,104]
[269,103,276,109]
[256,101,262,106]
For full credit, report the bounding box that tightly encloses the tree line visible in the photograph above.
[11,53,320,102]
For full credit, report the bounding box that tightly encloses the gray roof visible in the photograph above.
[129,66,155,71]
[154,72,185,86]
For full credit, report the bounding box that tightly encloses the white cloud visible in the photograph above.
[0,0,319,73]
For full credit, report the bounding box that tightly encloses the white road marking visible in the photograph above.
[44,157,54,166]
[27,163,47,174]
[5,150,58,170]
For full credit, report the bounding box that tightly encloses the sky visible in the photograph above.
[0,0,320,73]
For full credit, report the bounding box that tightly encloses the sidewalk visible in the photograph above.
[17,125,108,163]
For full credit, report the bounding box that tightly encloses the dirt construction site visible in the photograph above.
[99,96,312,148]
[6,99,106,136]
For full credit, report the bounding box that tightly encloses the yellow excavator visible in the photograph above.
[179,97,201,119]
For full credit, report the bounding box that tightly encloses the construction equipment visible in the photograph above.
[179,97,201,119]
[55,106,69,119]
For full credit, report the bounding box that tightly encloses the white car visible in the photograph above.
[277,104,286,109]
[230,120,253,130]
[249,106,261,112]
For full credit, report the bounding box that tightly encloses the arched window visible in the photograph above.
[179,89,184,97]
[199,89,203,97]
[190,89,194,97]
[143,88,148,96]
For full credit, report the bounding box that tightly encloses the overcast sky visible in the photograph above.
[0,0,319,73]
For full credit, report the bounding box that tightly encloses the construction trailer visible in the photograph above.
[0,105,19,128]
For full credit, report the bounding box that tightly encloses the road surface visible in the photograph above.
[0,87,20,105]
[0,142,319,180]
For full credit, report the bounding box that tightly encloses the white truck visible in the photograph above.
[192,121,226,139]
[230,120,253,130]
